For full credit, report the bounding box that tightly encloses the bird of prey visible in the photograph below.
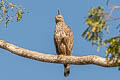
[54,9,74,77]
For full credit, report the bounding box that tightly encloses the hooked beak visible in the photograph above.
[58,8,61,15]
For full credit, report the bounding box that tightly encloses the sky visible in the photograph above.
[0,0,120,80]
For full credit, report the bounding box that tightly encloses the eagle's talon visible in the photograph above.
[57,54,64,59]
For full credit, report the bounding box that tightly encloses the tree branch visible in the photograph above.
[0,40,120,67]
[105,5,120,21]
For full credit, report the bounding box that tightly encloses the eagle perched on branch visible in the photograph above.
[54,9,74,77]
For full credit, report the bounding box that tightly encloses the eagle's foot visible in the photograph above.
[57,54,64,60]
[58,54,64,57]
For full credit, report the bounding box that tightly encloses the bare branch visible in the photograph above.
[109,5,120,16]
[0,40,120,67]
[104,0,120,22]
[106,16,120,21]
[105,4,120,22]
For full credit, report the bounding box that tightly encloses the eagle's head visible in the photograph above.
[55,9,64,23]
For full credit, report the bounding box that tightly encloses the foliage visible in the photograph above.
[0,0,25,27]
[82,6,109,51]
[104,35,120,60]
[82,5,120,61]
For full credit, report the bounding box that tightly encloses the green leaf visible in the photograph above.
[97,46,100,52]
[5,17,9,27]
[81,27,89,37]
[88,8,96,16]
[4,10,8,13]
[16,9,22,22]
[86,32,91,40]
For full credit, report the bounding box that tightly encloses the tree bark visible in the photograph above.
[0,40,120,67]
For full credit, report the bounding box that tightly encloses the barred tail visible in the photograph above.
[64,64,70,77]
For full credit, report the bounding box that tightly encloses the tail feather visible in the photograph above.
[64,64,70,77]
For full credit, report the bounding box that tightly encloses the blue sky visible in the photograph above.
[0,0,120,80]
